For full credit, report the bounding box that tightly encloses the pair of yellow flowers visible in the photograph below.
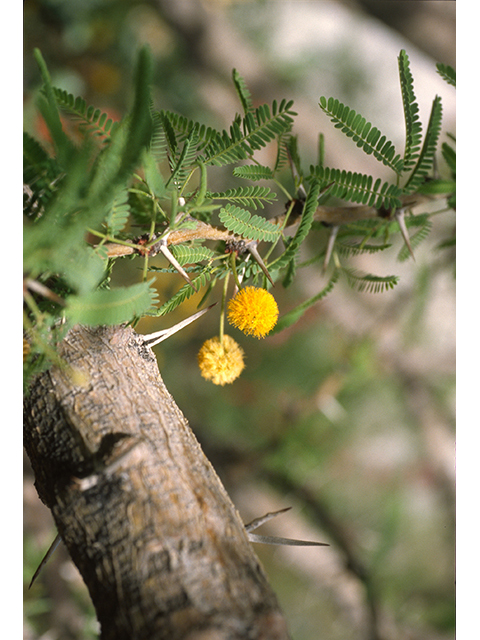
[198,286,278,386]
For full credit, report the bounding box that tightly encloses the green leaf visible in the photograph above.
[218,204,281,242]
[309,165,402,209]
[166,123,201,188]
[66,281,158,325]
[398,49,423,172]
[270,180,320,272]
[341,267,399,293]
[232,69,254,114]
[86,46,153,207]
[149,109,169,163]
[233,164,275,181]
[403,95,443,194]
[441,141,456,176]
[208,186,277,210]
[416,179,456,196]
[319,96,404,174]
[142,149,166,199]
[23,132,61,214]
[51,87,119,139]
[436,62,456,87]
[34,49,73,166]
[169,245,215,265]
[201,100,295,166]
[104,187,131,236]
[154,270,213,316]
[336,239,392,257]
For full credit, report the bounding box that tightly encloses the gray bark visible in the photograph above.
[24,324,291,640]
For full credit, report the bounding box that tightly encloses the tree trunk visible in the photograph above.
[23,324,291,640]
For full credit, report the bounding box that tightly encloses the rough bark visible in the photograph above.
[23,324,291,640]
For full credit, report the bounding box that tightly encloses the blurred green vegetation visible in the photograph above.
[24,2,455,639]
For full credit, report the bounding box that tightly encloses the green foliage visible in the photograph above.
[436,62,456,87]
[208,185,277,210]
[233,164,275,181]
[318,96,404,174]
[309,166,403,209]
[340,267,399,293]
[270,180,320,273]
[169,244,216,266]
[218,204,281,242]
[200,100,296,166]
[232,68,254,114]
[398,49,423,173]
[66,281,159,325]
[402,96,443,194]
[51,88,119,139]
[24,48,454,379]
[104,187,131,236]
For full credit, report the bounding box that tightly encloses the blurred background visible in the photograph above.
[23,2,455,639]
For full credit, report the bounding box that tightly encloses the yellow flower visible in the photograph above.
[227,286,278,339]
[198,335,245,385]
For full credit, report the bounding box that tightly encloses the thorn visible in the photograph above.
[247,532,330,547]
[245,507,292,532]
[395,209,416,261]
[157,235,198,291]
[245,240,275,287]
[142,303,217,348]
[323,225,339,272]
[24,278,66,306]
[245,507,329,547]
[29,533,62,589]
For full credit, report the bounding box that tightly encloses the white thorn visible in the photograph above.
[157,236,197,291]
[245,507,292,532]
[245,240,275,287]
[142,303,217,347]
[247,532,329,547]
[396,209,415,261]
[323,225,339,271]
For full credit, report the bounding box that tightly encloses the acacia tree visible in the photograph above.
[24,47,455,639]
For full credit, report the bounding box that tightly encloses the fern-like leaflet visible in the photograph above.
[104,187,130,236]
[24,132,62,215]
[335,239,392,258]
[218,204,280,242]
[436,63,456,87]
[169,245,215,266]
[270,180,320,273]
[155,270,214,316]
[51,88,119,140]
[201,100,296,167]
[66,280,159,325]
[208,186,277,210]
[341,267,399,293]
[402,95,442,194]
[232,69,254,114]
[149,110,168,163]
[319,97,404,175]
[233,164,275,181]
[398,50,423,173]
[309,166,403,209]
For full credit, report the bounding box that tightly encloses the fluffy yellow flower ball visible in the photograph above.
[227,286,278,339]
[197,335,245,385]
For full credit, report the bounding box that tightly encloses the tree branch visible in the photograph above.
[23,324,291,640]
